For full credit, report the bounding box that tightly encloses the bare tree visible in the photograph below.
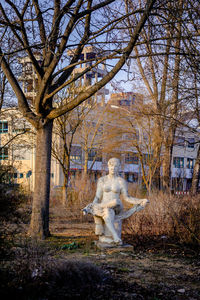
[105,102,161,194]
[52,97,91,205]
[78,103,107,174]
[0,0,156,238]
[182,2,200,194]
[123,0,200,191]
[0,71,7,110]
[190,75,200,194]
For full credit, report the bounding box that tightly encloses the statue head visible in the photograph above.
[108,157,120,176]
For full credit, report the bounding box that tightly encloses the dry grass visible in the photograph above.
[50,176,200,247]
[123,190,200,247]
[50,173,96,223]
[0,183,200,299]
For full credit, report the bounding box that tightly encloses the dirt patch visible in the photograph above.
[2,207,199,300]
[46,222,200,300]
[56,249,199,298]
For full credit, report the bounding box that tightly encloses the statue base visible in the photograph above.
[95,241,133,252]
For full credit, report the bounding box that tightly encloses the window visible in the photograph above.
[86,52,96,60]
[24,62,32,72]
[12,119,31,133]
[131,95,135,104]
[79,53,84,61]
[187,138,195,148]
[0,147,8,160]
[70,145,82,162]
[70,155,81,161]
[26,170,32,178]
[13,126,30,133]
[187,158,194,169]
[173,157,184,168]
[125,153,139,164]
[119,99,131,106]
[0,121,8,133]
[125,173,138,183]
[88,149,102,162]
[174,136,185,147]
[20,173,24,178]
[13,145,30,160]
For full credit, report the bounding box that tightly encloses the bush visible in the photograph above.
[50,173,96,223]
[0,239,106,299]
[0,185,31,258]
[123,191,200,248]
[67,173,96,215]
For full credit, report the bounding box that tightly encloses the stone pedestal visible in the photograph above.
[95,241,133,252]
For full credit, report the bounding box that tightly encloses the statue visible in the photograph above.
[83,158,149,248]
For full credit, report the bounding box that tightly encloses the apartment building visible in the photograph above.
[1,48,199,192]
[62,93,199,192]
[171,129,198,191]
[0,108,35,189]
[0,47,109,190]
[0,95,199,192]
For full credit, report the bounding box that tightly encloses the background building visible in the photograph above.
[1,49,199,192]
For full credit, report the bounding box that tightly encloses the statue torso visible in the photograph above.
[99,175,125,207]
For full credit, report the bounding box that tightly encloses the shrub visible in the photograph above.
[123,190,200,248]
[0,239,106,299]
[50,173,96,223]
[0,185,31,258]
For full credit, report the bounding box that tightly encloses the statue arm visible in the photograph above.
[93,178,103,204]
[121,180,149,206]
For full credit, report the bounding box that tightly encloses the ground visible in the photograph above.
[45,219,200,300]
[1,206,199,300]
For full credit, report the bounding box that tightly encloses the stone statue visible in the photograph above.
[83,157,149,248]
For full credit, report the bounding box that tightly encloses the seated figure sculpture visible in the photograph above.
[83,157,149,247]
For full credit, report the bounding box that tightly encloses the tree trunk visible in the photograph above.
[84,152,88,174]
[191,144,200,195]
[62,162,70,207]
[153,166,161,190]
[62,176,68,206]
[162,144,172,191]
[152,141,162,190]
[29,120,53,239]
[162,125,176,192]
[162,154,170,191]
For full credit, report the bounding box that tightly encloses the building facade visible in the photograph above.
[0,99,199,192]
[1,49,199,192]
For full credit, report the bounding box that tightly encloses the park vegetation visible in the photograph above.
[0,176,199,298]
[0,0,157,239]
[0,1,200,297]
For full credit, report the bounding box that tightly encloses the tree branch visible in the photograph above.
[0,50,39,128]
[47,0,157,119]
